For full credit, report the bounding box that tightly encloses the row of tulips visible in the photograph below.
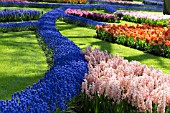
[65,8,119,23]
[82,46,170,113]
[96,24,170,58]
[115,10,170,26]
[0,9,41,22]
[0,21,38,32]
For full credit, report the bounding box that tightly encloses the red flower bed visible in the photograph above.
[96,24,170,58]
[96,24,170,46]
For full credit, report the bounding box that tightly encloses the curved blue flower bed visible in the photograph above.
[0,3,112,111]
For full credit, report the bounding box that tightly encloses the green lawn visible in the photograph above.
[132,10,163,14]
[108,20,138,25]
[0,7,53,13]
[56,20,170,74]
[85,9,108,14]
[0,31,48,100]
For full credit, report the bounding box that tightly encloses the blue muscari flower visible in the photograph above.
[0,9,40,22]
[0,21,38,32]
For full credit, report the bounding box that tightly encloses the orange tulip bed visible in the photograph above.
[96,23,170,58]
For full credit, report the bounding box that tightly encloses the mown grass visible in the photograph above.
[0,31,48,100]
[85,9,107,14]
[108,20,138,25]
[56,20,170,74]
[0,7,53,13]
[87,8,163,14]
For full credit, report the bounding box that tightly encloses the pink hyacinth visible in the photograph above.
[82,46,170,113]
[115,10,170,21]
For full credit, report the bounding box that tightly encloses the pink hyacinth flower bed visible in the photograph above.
[65,8,120,23]
[81,46,170,113]
[116,10,170,21]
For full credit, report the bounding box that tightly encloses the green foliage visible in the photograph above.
[82,92,138,113]
[36,30,54,67]
[0,7,53,13]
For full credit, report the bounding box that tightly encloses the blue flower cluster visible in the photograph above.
[0,9,41,22]
[0,6,88,113]
[143,0,163,6]
[114,4,163,12]
[0,21,38,32]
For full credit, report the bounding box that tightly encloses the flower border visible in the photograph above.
[0,3,164,112]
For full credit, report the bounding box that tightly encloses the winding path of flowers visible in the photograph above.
[0,2,168,112]
[0,4,113,112]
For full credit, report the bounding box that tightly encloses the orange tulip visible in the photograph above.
[97,23,170,46]
[164,40,170,47]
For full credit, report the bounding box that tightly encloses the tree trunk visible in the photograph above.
[164,0,170,15]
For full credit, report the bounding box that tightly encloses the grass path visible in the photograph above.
[0,7,53,13]
[56,20,170,74]
[0,31,48,100]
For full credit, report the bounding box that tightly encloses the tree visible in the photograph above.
[163,0,170,15]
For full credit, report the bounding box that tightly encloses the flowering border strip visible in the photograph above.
[115,10,170,26]
[114,4,163,12]
[64,8,119,23]
[60,7,107,29]
[143,0,163,6]
[0,9,41,22]
[96,24,170,58]
[0,21,38,32]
